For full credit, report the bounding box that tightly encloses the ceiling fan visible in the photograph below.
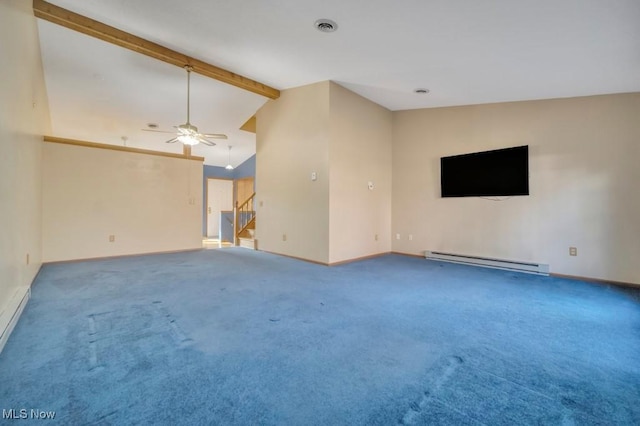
[142,65,227,146]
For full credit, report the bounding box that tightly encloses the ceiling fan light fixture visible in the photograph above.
[178,134,199,146]
[143,66,226,147]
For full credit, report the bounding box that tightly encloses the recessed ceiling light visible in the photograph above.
[147,123,159,129]
[414,88,430,94]
[315,19,338,33]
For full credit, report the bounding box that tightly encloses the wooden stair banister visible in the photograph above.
[237,216,255,237]
[234,192,256,245]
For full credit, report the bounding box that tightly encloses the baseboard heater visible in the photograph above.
[0,286,31,354]
[425,251,549,275]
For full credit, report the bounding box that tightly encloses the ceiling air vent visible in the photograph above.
[315,19,338,33]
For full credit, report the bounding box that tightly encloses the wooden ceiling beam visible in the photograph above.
[33,0,280,99]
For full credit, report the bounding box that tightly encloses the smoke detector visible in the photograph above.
[315,19,338,33]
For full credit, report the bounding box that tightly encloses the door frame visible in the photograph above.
[205,177,235,239]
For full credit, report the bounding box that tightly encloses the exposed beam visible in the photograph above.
[33,0,280,100]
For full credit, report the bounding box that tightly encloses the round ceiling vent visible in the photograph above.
[315,19,338,33]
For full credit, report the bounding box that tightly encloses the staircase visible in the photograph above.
[235,192,257,250]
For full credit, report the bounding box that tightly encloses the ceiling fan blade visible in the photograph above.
[141,128,176,134]
[165,137,179,144]
[202,133,228,139]
[197,136,217,146]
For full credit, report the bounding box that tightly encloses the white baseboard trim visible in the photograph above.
[425,251,549,275]
[0,285,31,354]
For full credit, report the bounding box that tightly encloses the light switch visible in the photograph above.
[368,181,374,190]
[311,172,317,181]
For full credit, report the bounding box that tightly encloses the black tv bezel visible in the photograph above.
[440,145,529,198]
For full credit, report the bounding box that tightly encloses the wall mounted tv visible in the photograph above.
[440,145,529,197]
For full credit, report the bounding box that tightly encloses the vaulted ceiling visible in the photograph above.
[38,0,640,166]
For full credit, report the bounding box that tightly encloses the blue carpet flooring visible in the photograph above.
[1,249,639,425]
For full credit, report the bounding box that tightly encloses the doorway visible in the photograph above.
[206,178,234,240]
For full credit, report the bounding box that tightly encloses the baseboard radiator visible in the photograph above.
[0,286,31,354]
[425,251,549,275]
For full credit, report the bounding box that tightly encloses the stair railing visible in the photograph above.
[234,192,256,245]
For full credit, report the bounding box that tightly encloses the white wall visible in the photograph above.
[256,82,331,264]
[42,142,203,262]
[392,93,640,284]
[0,0,50,325]
[329,83,392,263]
[256,81,393,265]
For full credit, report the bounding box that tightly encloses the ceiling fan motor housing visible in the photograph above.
[178,123,198,133]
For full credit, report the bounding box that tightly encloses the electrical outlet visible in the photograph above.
[282,234,287,242]
[396,233,400,240]
[409,234,413,241]
[311,172,317,181]
[109,235,115,242]
[569,247,577,256]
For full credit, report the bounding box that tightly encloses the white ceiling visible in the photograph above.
[38,0,640,166]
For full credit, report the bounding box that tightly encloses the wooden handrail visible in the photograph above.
[237,192,256,211]
[234,192,256,245]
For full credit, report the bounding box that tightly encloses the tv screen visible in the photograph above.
[440,145,529,197]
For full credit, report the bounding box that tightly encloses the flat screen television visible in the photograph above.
[440,145,529,197]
